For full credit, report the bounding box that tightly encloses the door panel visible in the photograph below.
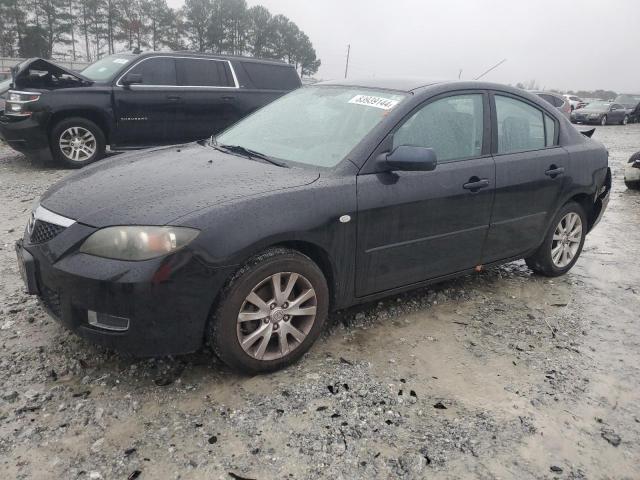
[112,57,179,146]
[482,93,568,262]
[356,158,495,296]
[483,148,569,261]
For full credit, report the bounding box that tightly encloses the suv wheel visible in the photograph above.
[208,247,329,373]
[51,117,105,168]
[525,202,587,277]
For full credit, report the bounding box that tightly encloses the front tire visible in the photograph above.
[525,202,587,277]
[600,115,608,126]
[208,247,329,374]
[621,115,629,125]
[51,117,105,168]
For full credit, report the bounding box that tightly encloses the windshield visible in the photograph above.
[216,86,408,168]
[614,94,640,106]
[583,102,609,111]
[81,54,136,81]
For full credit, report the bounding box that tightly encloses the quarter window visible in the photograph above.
[393,94,484,162]
[495,95,545,154]
[177,59,235,87]
[127,57,176,85]
[544,114,557,146]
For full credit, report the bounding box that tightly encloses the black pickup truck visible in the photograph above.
[0,53,301,167]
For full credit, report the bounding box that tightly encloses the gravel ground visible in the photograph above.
[1,126,639,480]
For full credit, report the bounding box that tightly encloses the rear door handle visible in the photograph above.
[166,95,181,102]
[545,166,565,177]
[463,178,490,191]
[222,95,236,101]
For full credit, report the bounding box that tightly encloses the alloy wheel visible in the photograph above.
[551,212,583,268]
[237,272,317,361]
[59,127,97,162]
[600,116,607,126]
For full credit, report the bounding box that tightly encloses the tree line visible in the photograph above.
[0,0,321,76]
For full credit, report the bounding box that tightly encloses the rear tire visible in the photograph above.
[525,202,587,277]
[51,117,105,168]
[208,247,329,374]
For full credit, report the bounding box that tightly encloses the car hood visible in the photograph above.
[40,143,320,227]
[12,58,92,90]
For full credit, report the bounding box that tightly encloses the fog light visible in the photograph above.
[87,310,130,331]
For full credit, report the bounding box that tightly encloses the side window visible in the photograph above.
[495,95,545,154]
[393,94,484,162]
[127,58,176,85]
[177,59,235,87]
[544,114,557,146]
[242,62,301,90]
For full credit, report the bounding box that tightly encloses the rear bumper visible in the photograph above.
[0,113,53,161]
[590,167,611,230]
[18,230,234,356]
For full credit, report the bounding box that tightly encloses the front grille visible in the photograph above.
[39,284,62,318]
[30,220,65,244]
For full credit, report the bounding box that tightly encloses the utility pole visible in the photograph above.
[344,44,350,79]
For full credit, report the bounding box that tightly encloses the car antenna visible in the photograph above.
[474,59,507,80]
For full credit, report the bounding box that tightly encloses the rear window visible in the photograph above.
[242,62,300,90]
[177,58,235,87]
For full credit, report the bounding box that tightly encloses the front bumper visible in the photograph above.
[16,223,234,356]
[0,113,53,161]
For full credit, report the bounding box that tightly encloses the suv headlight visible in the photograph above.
[80,226,200,261]
[5,90,41,117]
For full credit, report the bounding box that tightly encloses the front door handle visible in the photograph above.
[545,165,565,178]
[166,95,181,102]
[222,95,236,101]
[463,178,490,192]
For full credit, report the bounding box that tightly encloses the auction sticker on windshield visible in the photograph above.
[349,95,400,110]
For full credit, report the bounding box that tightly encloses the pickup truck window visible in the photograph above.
[177,58,235,88]
[127,57,177,86]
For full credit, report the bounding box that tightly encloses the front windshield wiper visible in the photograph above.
[214,143,289,168]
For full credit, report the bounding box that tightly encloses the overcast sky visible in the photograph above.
[166,0,640,92]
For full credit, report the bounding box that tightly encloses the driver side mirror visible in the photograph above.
[121,73,143,86]
[378,145,438,172]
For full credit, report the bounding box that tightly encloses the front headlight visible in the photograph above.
[5,90,41,117]
[80,226,200,261]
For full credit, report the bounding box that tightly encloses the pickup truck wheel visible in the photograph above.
[208,247,329,374]
[51,117,105,168]
[525,202,587,277]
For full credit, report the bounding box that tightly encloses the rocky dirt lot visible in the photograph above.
[1,126,639,480]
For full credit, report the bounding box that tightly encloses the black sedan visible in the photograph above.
[571,101,629,125]
[16,79,611,373]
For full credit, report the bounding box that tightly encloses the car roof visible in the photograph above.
[136,51,293,67]
[318,78,445,92]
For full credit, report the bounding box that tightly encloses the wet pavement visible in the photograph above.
[0,125,639,479]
